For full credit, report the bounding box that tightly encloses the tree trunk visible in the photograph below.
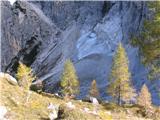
[118,86,121,106]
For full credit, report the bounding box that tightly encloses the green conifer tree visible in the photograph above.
[131,1,160,98]
[107,43,136,105]
[131,2,160,81]
[89,80,99,98]
[60,59,79,98]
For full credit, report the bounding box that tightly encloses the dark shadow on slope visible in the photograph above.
[5,35,41,76]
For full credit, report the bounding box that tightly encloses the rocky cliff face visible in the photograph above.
[1,1,159,105]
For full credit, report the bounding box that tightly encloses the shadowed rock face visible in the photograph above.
[1,1,159,105]
[1,1,60,73]
[30,1,104,30]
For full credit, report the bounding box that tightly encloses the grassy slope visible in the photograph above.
[0,76,156,120]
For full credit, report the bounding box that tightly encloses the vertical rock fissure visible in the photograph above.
[101,1,111,17]
[5,35,41,76]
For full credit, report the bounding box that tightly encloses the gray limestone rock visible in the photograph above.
[1,1,159,105]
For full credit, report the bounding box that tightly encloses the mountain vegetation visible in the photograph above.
[1,73,160,120]
[137,84,152,109]
[131,1,160,81]
[60,59,80,98]
[131,1,160,99]
[89,80,99,98]
[107,43,136,105]
[1,1,160,120]
[16,62,35,90]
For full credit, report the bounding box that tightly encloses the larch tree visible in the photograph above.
[137,84,152,109]
[89,80,99,98]
[60,59,79,98]
[16,62,36,104]
[16,62,35,90]
[107,43,136,105]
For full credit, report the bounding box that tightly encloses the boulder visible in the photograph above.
[66,102,75,109]
[30,80,43,92]
[90,97,99,105]
[0,72,18,85]
[0,106,7,120]
[48,103,59,120]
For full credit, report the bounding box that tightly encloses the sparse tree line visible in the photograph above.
[8,2,160,119]
[16,43,154,111]
[15,2,159,111]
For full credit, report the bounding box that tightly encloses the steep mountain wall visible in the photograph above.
[1,1,61,74]
[1,1,159,105]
